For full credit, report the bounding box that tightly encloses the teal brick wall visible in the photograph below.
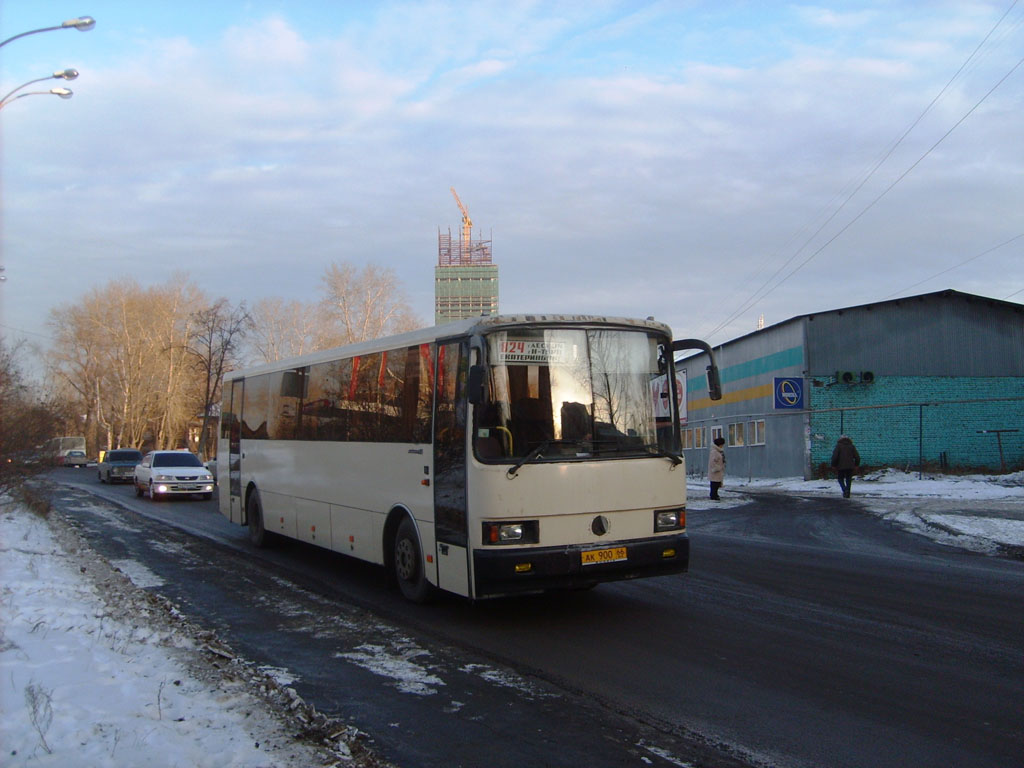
[809,376,1024,473]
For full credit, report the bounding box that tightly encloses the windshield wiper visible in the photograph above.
[506,439,580,478]
[647,445,683,466]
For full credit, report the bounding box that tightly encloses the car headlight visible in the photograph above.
[155,474,174,481]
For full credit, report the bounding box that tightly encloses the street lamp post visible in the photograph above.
[0,69,78,109]
[0,16,94,289]
[0,16,95,49]
[0,87,73,110]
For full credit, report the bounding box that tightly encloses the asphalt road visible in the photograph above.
[45,469,1024,768]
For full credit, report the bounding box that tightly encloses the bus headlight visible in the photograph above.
[483,520,539,545]
[654,507,685,532]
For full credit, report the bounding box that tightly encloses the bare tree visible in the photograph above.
[47,302,106,454]
[248,297,334,363]
[187,299,251,459]
[47,278,207,453]
[0,339,65,493]
[142,278,205,449]
[94,282,161,450]
[320,262,421,345]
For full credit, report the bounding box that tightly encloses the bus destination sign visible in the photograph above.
[496,339,569,364]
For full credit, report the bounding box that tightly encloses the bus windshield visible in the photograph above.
[475,327,675,461]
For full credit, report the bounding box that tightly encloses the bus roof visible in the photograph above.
[225,314,673,381]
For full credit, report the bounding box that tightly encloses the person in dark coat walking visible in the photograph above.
[831,435,860,498]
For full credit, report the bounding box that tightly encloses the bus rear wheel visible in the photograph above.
[394,516,434,603]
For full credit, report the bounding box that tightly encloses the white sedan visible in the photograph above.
[134,450,215,501]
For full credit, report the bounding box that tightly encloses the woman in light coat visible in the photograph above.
[708,436,726,500]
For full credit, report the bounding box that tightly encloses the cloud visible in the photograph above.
[1,1,1022,353]
[223,16,309,67]
[795,6,876,30]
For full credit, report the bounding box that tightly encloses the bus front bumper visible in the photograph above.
[472,533,689,598]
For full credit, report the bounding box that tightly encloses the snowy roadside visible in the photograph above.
[688,468,1024,556]
[0,496,391,768]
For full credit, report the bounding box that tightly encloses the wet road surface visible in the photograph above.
[46,472,1024,768]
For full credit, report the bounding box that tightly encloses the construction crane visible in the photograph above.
[450,186,472,251]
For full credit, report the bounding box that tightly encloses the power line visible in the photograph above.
[710,49,1024,338]
[704,0,1023,340]
[0,322,54,342]
[880,233,1024,300]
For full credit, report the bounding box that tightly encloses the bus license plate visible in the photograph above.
[581,546,627,566]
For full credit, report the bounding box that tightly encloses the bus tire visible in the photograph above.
[393,516,434,603]
[247,490,274,548]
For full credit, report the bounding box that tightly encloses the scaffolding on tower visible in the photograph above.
[439,187,493,266]
[435,188,499,323]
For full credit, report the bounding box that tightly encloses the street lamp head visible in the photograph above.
[51,88,73,99]
[62,16,96,31]
[55,69,79,81]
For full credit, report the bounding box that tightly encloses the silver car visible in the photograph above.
[134,450,215,500]
[62,450,90,468]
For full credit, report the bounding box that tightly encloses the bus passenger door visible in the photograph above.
[433,339,471,597]
[228,378,244,524]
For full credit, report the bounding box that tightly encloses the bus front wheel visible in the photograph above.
[393,517,433,603]
[247,491,274,548]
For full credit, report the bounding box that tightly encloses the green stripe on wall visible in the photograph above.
[687,346,804,394]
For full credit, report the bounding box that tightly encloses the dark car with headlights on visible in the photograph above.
[134,450,215,500]
[97,449,143,484]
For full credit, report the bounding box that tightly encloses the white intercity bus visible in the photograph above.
[217,314,721,601]
[41,436,87,463]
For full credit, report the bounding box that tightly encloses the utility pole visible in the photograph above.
[976,429,1020,474]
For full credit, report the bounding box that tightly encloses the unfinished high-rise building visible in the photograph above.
[435,187,498,324]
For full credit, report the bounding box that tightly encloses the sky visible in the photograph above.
[2,469,1023,766]
[1,1,1022,358]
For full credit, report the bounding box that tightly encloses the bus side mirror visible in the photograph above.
[706,365,722,401]
[672,337,723,401]
[467,364,486,405]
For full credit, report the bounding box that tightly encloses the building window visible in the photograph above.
[683,429,693,450]
[748,419,766,446]
[710,425,723,445]
[694,427,705,449]
[728,422,745,447]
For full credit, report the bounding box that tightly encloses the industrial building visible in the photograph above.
[677,289,1024,479]
[434,188,498,323]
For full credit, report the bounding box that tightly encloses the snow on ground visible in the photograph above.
[689,468,1024,555]
[0,497,386,768]
[733,468,1024,501]
[2,471,1022,767]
